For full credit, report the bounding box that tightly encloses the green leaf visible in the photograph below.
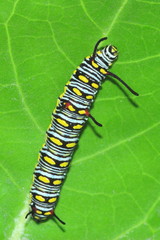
[0,0,160,239]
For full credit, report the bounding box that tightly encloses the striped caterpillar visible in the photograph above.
[26,37,138,224]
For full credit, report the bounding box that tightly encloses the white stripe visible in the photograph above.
[47,130,78,142]
[54,112,85,124]
[36,206,53,212]
[31,189,58,197]
[34,169,65,179]
[80,62,102,80]
[41,148,72,160]
[70,79,96,94]
[42,146,72,156]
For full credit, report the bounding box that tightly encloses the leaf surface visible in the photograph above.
[0,0,160,239]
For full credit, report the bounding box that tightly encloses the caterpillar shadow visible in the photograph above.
[107,77,139,108]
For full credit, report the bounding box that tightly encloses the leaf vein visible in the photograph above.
[117,53,160,64]
[106,0,128,35]
[79,0,103,32]
[73,121,160,165]
[48,21,76,67]
[5,24,44,134]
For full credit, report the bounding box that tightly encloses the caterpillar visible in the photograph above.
[26,37,139,224]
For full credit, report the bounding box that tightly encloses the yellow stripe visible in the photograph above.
[111,46,117,53]
[63,86,67,94]
[66,80,70,85]
[35,195,45,202]
[78,110,86,114]
[73,124,83,129]
[86,95,93,99]
[92,61,99,68]
[59,93,64,98]
[55,99,60,107]
[91,83,99,89]
[56,118,69,127]
[53,180,62,185]
[44,211,51,216]
[100,68,107,74]
[60,162,69,167]
[50,137,63,146]
[78,75,89,83]
[47,123,52,131]
[73,88,82,96]
[44,156,56,165]
[68,105,76,111]
[36,210,42,214]
[38,176,50,184]
[66,142,76,148]
[48,197,57,203]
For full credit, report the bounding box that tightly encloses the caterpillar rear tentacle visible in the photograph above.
[25,211,33,219]
[26,37,139,224]
[25,206,65,225]
[53,213,66,225]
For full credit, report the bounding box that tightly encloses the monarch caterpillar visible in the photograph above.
[26,37,139,224]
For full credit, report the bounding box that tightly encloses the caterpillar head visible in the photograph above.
[95,44,118,69]
[25,205,65,224]
[92,37,118,69]
[25,205,52,222]
[106,45,118,58]
[92,38,139,96]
